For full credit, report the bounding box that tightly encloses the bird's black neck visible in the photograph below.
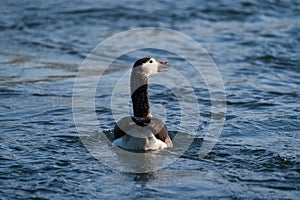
[130,69,151,118]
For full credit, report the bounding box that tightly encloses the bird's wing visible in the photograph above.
[149,118,173,148]
[113,116,135,140]
[114,116,173,148]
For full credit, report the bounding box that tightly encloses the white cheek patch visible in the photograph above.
[142,63,157,76]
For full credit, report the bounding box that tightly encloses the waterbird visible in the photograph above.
[113,57,173,151]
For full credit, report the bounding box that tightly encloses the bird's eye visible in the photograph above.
[149,60,153,63]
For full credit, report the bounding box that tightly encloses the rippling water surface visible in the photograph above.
[1,0,299,199]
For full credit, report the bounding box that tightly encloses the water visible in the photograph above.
[1,0,299,199]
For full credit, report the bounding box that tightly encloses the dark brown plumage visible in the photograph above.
[113,116,173,148]
[130,70,150,118]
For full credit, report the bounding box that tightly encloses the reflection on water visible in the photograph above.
[1,0,299,199]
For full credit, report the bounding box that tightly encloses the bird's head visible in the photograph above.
[133,57,168,76]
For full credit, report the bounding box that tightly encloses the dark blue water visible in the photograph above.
[1,0,300,199]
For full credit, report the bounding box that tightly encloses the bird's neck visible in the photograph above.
[130,69,151,118]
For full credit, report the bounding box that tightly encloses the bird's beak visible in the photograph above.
[158,61,167,66]
[157,61,168,72]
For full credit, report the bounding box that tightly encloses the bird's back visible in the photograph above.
[113,116,173,151]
